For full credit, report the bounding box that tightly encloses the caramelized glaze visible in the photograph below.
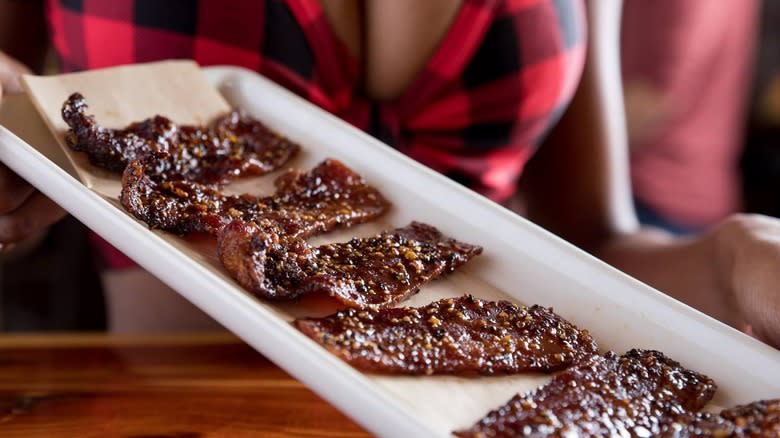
[218,221,482,306]
[456,350,716,437]
[660,399,780,437]
[296,295,598,375]
[120,157,389,235]
[62,92,298,183]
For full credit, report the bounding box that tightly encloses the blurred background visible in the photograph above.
[743,1,780,218]
[0,0,778,332]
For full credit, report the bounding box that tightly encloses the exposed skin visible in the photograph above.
[321,0,464,100]
[519,0,779,345]
[0,0,66,244]
[0,0,779,346]
[623,80,670,150]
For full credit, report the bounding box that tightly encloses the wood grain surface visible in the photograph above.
[0,333,369,438]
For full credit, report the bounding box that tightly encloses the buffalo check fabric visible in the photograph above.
[47,0,585,202]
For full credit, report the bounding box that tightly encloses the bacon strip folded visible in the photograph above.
[295,295,598,375]
[62,92,298,183]
[455,349,717,438]
[218,221,482,306]
[120,157,389,236]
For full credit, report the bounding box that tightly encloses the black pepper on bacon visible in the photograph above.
[218,221,482,306]
[62,92,299,183]
[455,349,717,438]
[659,399,780,437]
[295,295,598,375]
[120,157,389,236]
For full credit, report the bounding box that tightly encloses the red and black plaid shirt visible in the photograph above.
[47,0,585,202]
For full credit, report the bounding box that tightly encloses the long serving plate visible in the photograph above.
[0,63,778,437]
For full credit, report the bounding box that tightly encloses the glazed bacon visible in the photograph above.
[62,92,298,183]
[455,349,717,438]
[218,221,482,306]
[120,157,389,236]
[295,295,598,375]
[659,399,780,437]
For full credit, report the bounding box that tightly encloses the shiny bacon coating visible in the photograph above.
[120,157,389,235]
[218,221,482,305]
[295,295,598,375]
[659,399,780,437]
[62,92,298,183]
[455,349,716,438]
[218,218,317,300]
[309,222,482,306]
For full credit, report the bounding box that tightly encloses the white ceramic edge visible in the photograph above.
[0,126,441,438]
[0,64,778,436]
[205,66,780,387]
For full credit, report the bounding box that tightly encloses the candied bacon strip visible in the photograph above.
[218,218,317,300]
[659,399,780,437]
[307,222,482,306]
[455,349,717,438]
[295,295,598,375]
[61,92,298,183]
[218,221,482,305]
[120,157,389,235]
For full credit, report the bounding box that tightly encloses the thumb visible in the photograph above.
[0,70,24,95]
[0,51,31,95]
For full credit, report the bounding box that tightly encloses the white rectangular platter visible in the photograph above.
[1,64,779,437]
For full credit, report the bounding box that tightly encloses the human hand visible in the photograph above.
[714,214,780,348]
[0,50,67,246]
[0,50,30,94]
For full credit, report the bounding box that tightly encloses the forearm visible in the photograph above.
[523,0,779,346]
[0,0,48,72]
[523,0,636,250]
[594,226,740,328]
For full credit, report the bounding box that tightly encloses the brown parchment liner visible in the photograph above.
[10,60,607,434]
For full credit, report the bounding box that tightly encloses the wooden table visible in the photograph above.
[0,333,370,437]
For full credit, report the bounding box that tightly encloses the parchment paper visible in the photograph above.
[15,60,612,433]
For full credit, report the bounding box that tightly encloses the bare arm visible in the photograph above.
[0,1,66,244]
[522,0,751,333]
[522,0,635,250]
